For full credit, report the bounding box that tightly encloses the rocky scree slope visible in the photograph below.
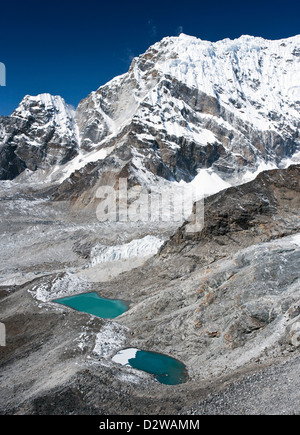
[101,164,300,379]
[0,165,300,414]
[0,34,300,414]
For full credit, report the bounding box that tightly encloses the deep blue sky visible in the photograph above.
[0,0,299,116]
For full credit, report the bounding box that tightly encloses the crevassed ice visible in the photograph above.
[90,235,164,267]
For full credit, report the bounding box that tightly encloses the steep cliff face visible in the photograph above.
[0,94,79,179]
[76,33,300,185]
[52,34,300,206]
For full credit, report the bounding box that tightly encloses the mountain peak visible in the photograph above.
[12,93,74,118]
[0,33,299,186]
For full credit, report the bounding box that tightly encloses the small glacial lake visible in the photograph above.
[112,348,188,385]
[53,292,129,318]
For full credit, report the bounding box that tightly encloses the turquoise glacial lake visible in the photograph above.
[53,292,129,318]
[112,348,188,385]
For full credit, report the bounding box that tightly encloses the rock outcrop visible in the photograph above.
[162,164,300,256]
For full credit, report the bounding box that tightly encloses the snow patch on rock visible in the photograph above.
[93,322,129,359]
[291,233,300,246]
[29,272,91,303]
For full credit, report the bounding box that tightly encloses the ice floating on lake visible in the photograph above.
[112,348,188,385]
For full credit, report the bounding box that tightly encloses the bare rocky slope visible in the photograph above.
[0,165,299,415]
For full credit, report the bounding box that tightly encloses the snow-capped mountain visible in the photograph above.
[0,34,299,200]
[0,94,79,179]
[76,33,300,174]
[1,34,300,415]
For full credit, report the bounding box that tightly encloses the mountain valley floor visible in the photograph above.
[1,166,300,415]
